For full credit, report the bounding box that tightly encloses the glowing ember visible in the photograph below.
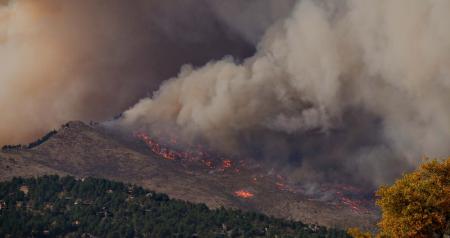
[334,190,369,214]
[135,131,245,173]
[222,160,232,169]
[202,159,214,168]
[340,197,364,213]
[135,131,211,162]
[276,182,288,190]
[234,190,254,199]
[135,131,373,214]
[135,132,176,160]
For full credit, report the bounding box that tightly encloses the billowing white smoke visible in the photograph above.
[120,0,450,186]
[1,0,293,145]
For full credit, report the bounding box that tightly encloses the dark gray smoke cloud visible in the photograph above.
[119,0,450,187]
[1,0,294,144]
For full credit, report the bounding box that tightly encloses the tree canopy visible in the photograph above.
[349,157,450,238]
[0,175,349,238]
[376,157,450,237]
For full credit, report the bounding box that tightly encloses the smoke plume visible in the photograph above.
[1,0,294,144]
[120,0,450,186]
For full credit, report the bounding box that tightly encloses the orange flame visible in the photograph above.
[135,132,249,174]
[234,190,254,198]
[222,159,232,168]
[202,159,214,168]
[135,132,176,160]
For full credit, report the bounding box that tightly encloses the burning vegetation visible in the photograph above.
[135,131,375,215]
[134,131,241,173]
[234,190,255,199]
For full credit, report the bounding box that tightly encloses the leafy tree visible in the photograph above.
[376,157,450,237]
[348,157,450,238]
[346,228,372,238]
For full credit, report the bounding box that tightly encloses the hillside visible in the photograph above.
[0,175,350,237]
[0,121,379,230]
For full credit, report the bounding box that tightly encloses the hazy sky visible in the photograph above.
[0,0,293,144]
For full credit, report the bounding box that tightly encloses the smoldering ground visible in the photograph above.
[118,0,450,187]
[0,0,295,144]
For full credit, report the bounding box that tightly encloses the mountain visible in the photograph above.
[0,121,378,230]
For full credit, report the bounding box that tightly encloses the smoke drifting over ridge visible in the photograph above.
[120,0,450,186]
[0,0,295,144]
[1,0,449,187]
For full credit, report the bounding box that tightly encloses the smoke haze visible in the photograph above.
[1,0,449,187]
[119,0,450,186]
[1,0,294,144]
